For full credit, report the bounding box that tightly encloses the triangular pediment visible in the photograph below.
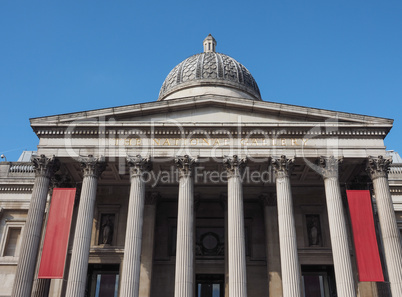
[30,95,393,129]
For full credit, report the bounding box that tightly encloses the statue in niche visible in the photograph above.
[306,215,322,247]
[100,214,114,245]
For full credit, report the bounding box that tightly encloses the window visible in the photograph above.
[3,227,22,256]
[1,221,24,257]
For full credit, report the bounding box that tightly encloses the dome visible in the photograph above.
[158,35,261,101]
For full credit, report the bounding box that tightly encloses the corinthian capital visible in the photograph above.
[31,155,59,178]
[175,155,197,177]
[366,155,392,180]
[223,155,247,177]
[127,155,151,177]
[79,155,106,178]
[318,156,343,179]
[272,155,294,179]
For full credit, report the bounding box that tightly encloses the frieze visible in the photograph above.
[112,137,309,147]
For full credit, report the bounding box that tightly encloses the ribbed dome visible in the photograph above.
[158,36,261,101]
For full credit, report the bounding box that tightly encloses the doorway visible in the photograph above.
[86,264,120,297]
[301,265,337,297]
[196,274,224,297]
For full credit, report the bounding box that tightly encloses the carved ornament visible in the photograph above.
[272,155,294,179]
[127,155,151,177]
[318,156,343,179]
[79,155,106,178]
[366,155,392,180]
[223,155,247,177]
[31,154,59,178]
[175,155,197,177]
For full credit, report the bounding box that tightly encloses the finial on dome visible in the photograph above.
[203,34,217,53]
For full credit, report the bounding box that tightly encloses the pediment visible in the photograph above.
[30,95,393,129]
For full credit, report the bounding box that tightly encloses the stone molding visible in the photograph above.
[31,155,59,178]
[0,186,33,192]
[272,155,294,179]
[223,155,247,177]
[31,95,392,126]
[318,156,343,179]
[366,155,392,180]
[127,155,151,177]
[175,155,197,177]
[79,155,106,178]
[34,127,388,138]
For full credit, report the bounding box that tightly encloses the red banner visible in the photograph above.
[346,190,384,282]
[38,188,76,279]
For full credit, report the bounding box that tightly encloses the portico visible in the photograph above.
[3,36,402,297]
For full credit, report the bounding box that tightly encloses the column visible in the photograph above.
[367,156,402,297]
[120,156,151,297]
[272,155,301,297]
[31,198,51,297]
[260,193,283,297]
[139,192,159,297]
[319,156,356,297]
[32,175,72,297]
[174,155,197,297]
[65,156,105,297]
[223,155,248,297]
[11,155,59,297]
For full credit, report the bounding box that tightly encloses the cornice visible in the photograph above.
[33,126,389,138]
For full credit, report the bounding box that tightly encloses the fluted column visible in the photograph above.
[120,156,151,297]
[174,155,197,297]
[139,192,159,297]
[272,156,301,297]
[31,197,51,297]
[65,156,105,297]
[367,156,402,297]
[319,156,356,297]
[223,155,248,297]
[260,193,283,297]
[12,155,59,297]
[32,174,72,297]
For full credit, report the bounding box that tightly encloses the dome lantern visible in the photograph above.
[203,34,217,53]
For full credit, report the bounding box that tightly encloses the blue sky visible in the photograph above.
[1,1,401,161]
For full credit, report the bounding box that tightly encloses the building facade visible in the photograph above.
[1,35,402,297]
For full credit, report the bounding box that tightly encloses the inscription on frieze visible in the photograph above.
[112,137,309,147]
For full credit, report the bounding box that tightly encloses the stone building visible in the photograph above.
[0,35,402,297]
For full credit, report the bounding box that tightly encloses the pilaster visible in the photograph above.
[260,193,283,297]
[139,192,160,297]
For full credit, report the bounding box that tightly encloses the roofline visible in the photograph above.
[30,95,394,125]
